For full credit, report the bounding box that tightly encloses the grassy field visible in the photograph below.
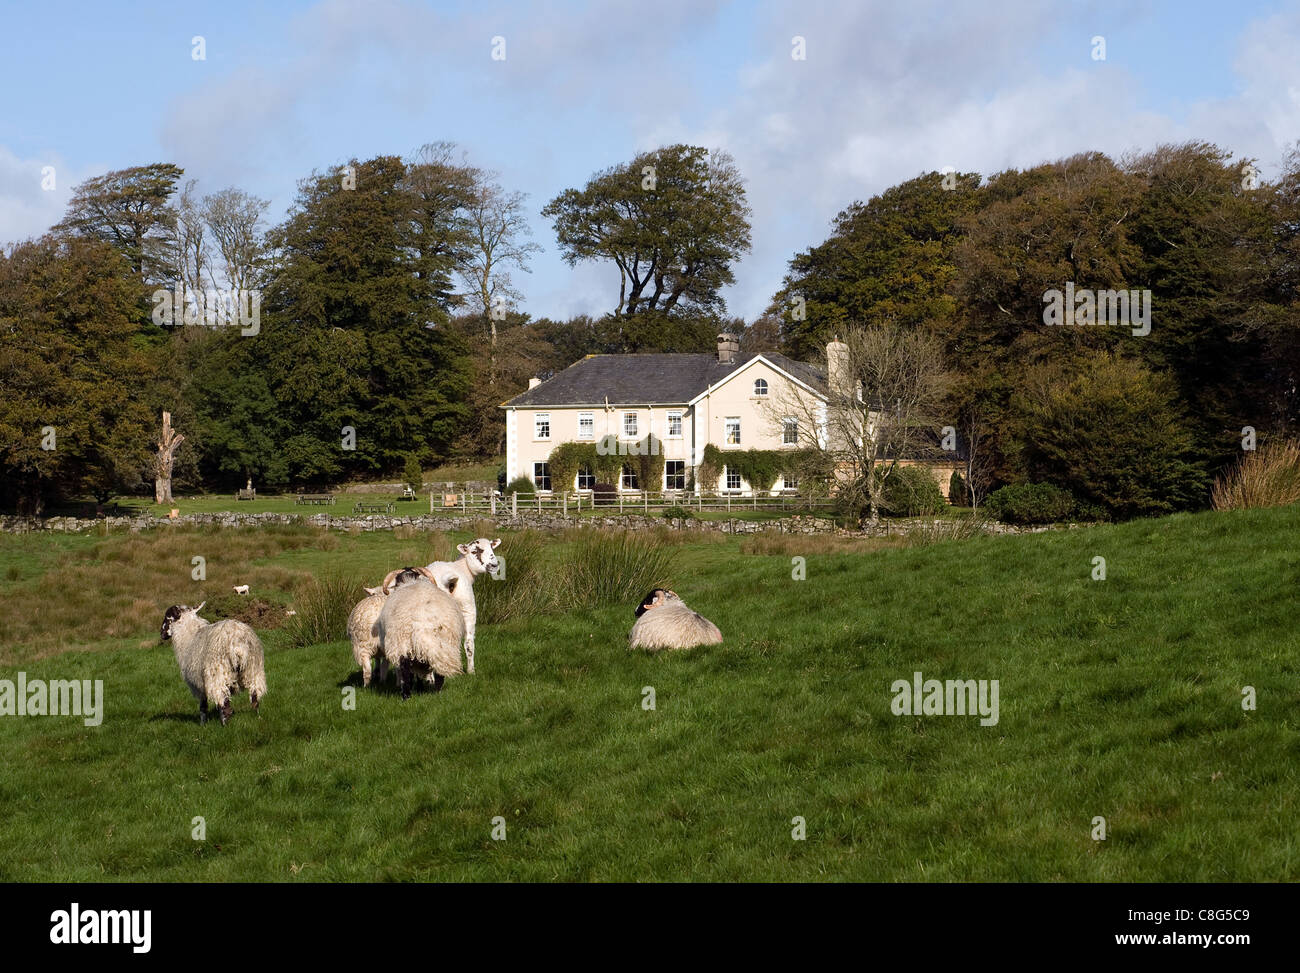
[0,506,1296,881]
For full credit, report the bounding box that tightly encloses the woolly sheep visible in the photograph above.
[346,567,436,687]
[161,602,267,725]
[628,588,723,652]
[373,578,466,700]
[425,537,500,674]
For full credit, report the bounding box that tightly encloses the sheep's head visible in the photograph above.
[457,537,501,576]
[379,566,434,595]
[634,588,679,617]
[160,602,206,640]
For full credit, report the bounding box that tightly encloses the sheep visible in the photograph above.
[160,602,267,725]
[373,577,466,700]
[628,588,723,652]
[232,584,249,596]
[424,537,500,674]
[346,567,433,687]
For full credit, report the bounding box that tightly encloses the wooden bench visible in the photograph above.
[235,489,256,501]
[294,493,335,506]
[353,501,394,515]
[397,487,417,501]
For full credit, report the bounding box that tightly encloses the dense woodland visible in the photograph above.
[1,139,1297,519]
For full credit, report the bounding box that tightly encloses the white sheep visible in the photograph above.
[425,537,500,674]
[160,602,267,724]
[373,578,466,700]
[232,584,249,596]
[628,588,723,652]
[346,567,432,687]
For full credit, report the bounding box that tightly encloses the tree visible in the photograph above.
[459,179,541,373]
[0,235,155,512]
[201,187,270,293]
[56,163,184,283]
[773,324,950,522]
[154,411,184,504]
[771,171,982,359]
[543,144,751,320]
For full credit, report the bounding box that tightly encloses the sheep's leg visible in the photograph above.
[377,659,390,685]
[398,659,413,701]
[250,691,260,712]
[463,611,476,674]
[432,673,445,693]
[199,697,209,725]
[219,697,233,725]
[360,657,371,688]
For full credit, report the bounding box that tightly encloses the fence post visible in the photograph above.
[462,492,466,514]
[512,491,517,517]
[563,492,568,517]
[727,493,731,513]
[644,491,648,513]
[491,491,496,516]
[429,491,433,514]
[619,492,624,513]
[537,493,541,513]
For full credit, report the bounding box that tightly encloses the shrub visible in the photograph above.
[285,573,361,648]
[403,455,423,493]
[505,475,535,496]
[882,465,947,517]
[949,470,967,506]
[560,531,673,608]
[984,483,1076,524]
[662,505,694,522]
[591,482,617,506]
[474,531,549,623]
[1212,440,1300,510]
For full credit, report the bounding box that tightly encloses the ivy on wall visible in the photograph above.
[700,444,818,492]
[548,434,664,490]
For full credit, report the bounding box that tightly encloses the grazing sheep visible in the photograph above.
[232,584,249,596]
[373,578,466,700]
[346,567,433,687]
[628,588,722,652]
[160,602,267,725]
[425,537,500,674]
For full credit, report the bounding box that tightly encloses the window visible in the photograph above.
[753,378,768,396]
[665,460,686,491]
[533,462,551,492]
[782,417,798,446]
[725,417,741,446]
[578,412,594,439]
[621,464,639,491]
[576,467,595,491]
[667,411,682,437]
[725,469,742,491]
[623,412,638,438]
[782,473,799,490]
[534,413,550,440]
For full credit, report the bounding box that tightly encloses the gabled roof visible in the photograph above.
[500,352,827,408]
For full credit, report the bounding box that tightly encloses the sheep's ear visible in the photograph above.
[491,538,501,549]
[457,543,471,556]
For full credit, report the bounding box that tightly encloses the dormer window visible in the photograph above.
[753,378,768,397]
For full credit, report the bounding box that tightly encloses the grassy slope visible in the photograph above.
[0,507,1296,881]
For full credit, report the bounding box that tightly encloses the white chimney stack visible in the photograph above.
[826,338,851,395]
[528,376,542,389]
[716,333,740,364]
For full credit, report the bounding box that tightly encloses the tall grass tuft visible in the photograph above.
[285,573,364,648]
[475,531,549,623]
[560,530,674,609]
[1212,440,1300,510]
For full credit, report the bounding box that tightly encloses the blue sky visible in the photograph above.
[2,0,1298,320]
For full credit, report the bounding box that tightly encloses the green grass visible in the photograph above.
[0,506,1296,881]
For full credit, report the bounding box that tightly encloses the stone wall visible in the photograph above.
[0,510,1052,537]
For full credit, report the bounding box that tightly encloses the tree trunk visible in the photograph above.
[154,411,185,505]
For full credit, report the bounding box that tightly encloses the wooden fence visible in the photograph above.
[428,489,837,517]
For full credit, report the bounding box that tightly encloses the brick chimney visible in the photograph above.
[716,333,740,364]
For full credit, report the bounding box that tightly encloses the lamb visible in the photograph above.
[424,537,500,674]
[160,602,267,725]
[374,577,466,700]
[346,567,433,687]
[232,584,249,596]
[628,588,723,652]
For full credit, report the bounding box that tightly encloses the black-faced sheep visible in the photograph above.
[161,602,267,725]
[628,588,723,651]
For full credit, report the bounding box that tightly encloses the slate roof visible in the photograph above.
[501,352,827,408]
